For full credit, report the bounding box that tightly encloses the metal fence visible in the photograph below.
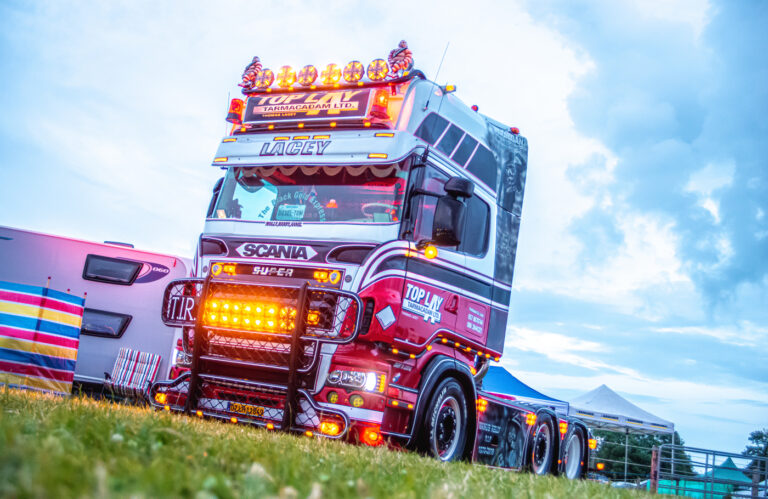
[651,445,767,498]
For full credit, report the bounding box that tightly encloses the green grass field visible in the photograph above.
[0,388,649,498]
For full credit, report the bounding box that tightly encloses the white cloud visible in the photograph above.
[505,326,642,378]
[653,321,768,348]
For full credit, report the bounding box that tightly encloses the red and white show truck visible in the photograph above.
[151,43,592,477]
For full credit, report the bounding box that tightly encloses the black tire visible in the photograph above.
[563,427,587,479]
[422,378,468,462]
[529,414,556,475]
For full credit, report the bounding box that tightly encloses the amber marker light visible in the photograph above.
[320,63,341,85]
[254,68,274,89]
[213,157,228,163]
[320,421,341,436]
[559,421,568,435]
[305,431,314,437]
[276,66,296,88]
[222,137,236,143]
[164,405,170,411]
[596,462,605,471]
[375,132,395,137]
[196,410,203,417]
[367,59,388,81]
[423,245,438,259]
[368,153,388,159]
[588,438,597,450]
[343,60,365,82]
[154,392,167,405]
[266,423,275,430]
[526,413,537,426]
[298,65,318,86]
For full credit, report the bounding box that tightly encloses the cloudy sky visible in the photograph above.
[1,1,765,453]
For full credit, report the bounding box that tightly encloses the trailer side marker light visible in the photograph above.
[392,400,399,407]
[485,353,491,358]
[526,413,537,426]
[222,138,237,143]
[409,353,415,359]
[470,367,476,375]
[424,245,438,259]
[494,356,500,362]
[214,157,228,162]
[364,121,371,127]
[477,399,488,412]
[196,410,203,417]
[305,430,314,437]
[313,135,330,140]
[164,405,170,411]
[362,427,382,446]
[588,438,597,450]
[320,421,341,436]
[391,348,399,354]
[559,421,568,435]
[297,123,305,128]
[465,347,471,352]
[368,153,388,159]
[454,342,460,347]
[375,132,395,137]
[266,423,275,430]
[274,136,290,141]
[426,345,432,351]
[407,403,414,409]
[596,462,605,471]
[330,122,337,128]
[268,124,275,130]
[154,392,167,405]
[441,338,447,344]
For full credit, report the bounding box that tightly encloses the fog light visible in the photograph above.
[320,421,341,436]
[350,394,364,408]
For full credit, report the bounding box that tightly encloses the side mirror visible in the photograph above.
[206,177,224,218]
[432,196,466,246]
[444,177,474,198]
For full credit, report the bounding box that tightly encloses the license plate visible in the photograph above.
[228,401,265,417]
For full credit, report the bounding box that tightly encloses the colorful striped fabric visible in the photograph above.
[0,280,85,395]
[106,348,161,399]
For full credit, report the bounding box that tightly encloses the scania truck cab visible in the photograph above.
[152,45,590,477]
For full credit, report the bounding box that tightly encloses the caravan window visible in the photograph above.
[82,255,142,285]
[80,308,132,338]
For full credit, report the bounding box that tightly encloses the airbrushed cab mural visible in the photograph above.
[150,43,590,476]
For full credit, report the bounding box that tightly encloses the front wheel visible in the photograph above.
[423,378,468,462]
[529,414,556,475]
[563,427,587,479]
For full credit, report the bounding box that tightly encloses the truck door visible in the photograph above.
[398,164,463,346]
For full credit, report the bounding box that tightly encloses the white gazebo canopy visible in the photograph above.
[569,384,674,435]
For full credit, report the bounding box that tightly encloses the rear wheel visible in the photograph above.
[423,378,468,462]
[530,414,556,475]
[563,427,587,479]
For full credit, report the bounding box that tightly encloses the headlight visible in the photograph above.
[327,370,386,393]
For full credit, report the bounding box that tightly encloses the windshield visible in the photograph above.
[212,162,408,223]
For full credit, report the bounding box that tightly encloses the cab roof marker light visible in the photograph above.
[274,136,290,141]
[293,135,309,140]
[214,157,228,162]
[276,65,296,88]
[222,138,237,143]
[368,153,388,159]
[375,132,395,137]
[313,135,330,139]
[298,65,318,86]
[343,61,365,82]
